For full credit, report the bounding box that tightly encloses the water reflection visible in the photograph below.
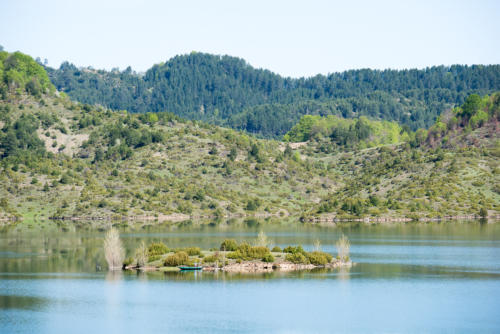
[0,218,499,280]
[1,219,499,333]
[336,266,351,281]
[0,294,47,310]
[105,270,123,282]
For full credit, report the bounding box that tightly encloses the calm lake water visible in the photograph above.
[1,219,499,333]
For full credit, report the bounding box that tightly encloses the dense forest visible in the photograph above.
[46,53,500,138]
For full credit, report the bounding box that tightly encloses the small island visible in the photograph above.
[104,229,352,273]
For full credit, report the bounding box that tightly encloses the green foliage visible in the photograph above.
[341,198,365,216]
[164,251,189,266]
[283,245,306,255]
[148,242,169,256]
[284,115,408,150]
[245,198,262,211]
[479,207,488,217]
[228,147,237,161]
[227,243,271,260]
[284,115,318,142]
[423,92,500,146]
[306,251,333,265]
[0,113,45,158]
[148,255,161,262]
[285,252,308,264]
[202,253,221,263]
[459,94,482,118]
[262,253,275,263]
[59,173,71,184]
[271,246,282,252]
[0,80,498,222]
[411,128,428,147]
[220,239,238,251]
[177,247,201,256]
[0,51,54,97]
[48,53,500,138]
[469,110,488,128]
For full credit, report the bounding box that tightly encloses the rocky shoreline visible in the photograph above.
[126,259,352,274]
[47,212,500,223]
[218,259,352,273]
[302,214,500,223]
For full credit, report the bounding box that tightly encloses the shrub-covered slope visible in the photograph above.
[0,52,498,221]
[283,115,409,151]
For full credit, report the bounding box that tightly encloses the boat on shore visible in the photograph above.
[179,265,203,271]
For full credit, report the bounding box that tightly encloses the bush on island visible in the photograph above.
[177,247,201,256]
[148,242,169,256]
[262,253,275,263]
[220,239,238,251]
[285,252,308,264]
[306,251,332,265]
[227,243,271,260]
[203,254,220,263]
[164,251,189,266]
[283,245,306,255]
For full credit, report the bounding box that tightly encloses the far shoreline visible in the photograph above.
[47,212,500,223]
[1,213,499,226]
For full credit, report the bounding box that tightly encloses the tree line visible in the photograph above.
[46,52,500,138]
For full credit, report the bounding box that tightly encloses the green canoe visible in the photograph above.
[178,266,203,270]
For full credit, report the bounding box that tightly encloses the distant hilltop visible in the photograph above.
[45,52,500,138]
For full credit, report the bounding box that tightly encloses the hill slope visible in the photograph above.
[47,53,500,138]
[0,51,499,222]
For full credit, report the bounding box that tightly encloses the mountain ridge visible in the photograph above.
[46,52,500,138]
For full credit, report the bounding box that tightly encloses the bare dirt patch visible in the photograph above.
[37,129,88,156]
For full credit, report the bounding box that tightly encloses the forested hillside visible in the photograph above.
[1,51,499,222]
[47,53,500,137]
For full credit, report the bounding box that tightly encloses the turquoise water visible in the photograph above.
[1,220,499,333]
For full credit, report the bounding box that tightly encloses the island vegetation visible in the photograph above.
[104,229,352,273]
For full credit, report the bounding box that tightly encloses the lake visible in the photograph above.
[1,219,499,333]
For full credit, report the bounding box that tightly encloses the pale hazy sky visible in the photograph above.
[1,0,499,77]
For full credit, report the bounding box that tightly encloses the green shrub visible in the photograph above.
[283,245,306,255]
[178,247,201,256]
[285,252,308,264]
[164,251,189,266]
[306,251,333,265]
[245,198,261,211]
[59,173,71,184]
[148,242,169,256]
[203,253,220,263]
[227,243,271,260]
[479,207,488,217]
[271,246,282,252]
[262,254,275,263]
[220,239,238,251]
